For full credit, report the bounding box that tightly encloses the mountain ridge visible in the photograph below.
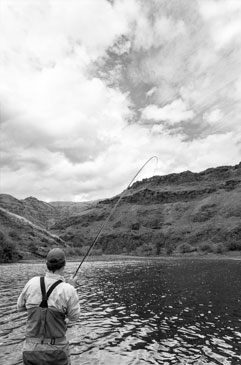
[0,162,240,261]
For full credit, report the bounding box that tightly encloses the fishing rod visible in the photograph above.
[72,156,158,278]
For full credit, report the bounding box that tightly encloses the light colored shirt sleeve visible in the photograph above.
[66,285,80,321]
[17,282,28,311]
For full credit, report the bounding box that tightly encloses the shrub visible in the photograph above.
[199,241,213,253]
[136,243,154,256]
[166,244,174,255]
[65,246,103,257]
[8,229,20,240]
[65,247,81,256]
[28,242,38,254]
[0,231,20,263]
[131,222,140,230]
[177,242,196,253]
[91,248,103,256]
[213,243,226,254]
[41,237,48,243]
[227,241,241,251]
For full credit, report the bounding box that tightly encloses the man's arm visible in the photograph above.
[66,286,80,321]
[16,278,35,311]
[17,286,27,311]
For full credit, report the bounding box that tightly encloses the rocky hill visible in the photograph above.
[0,207,65,262]
[0,194,96,229]
[0,195,97,261]
[51,162,241,256]
[0,162,240,260]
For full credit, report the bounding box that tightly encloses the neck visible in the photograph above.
[48,268,64,276]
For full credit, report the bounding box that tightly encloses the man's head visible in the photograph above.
[46,248,66,272]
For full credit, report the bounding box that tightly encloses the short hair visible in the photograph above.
[46,260,65,272]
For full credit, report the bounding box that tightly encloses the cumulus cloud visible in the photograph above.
[124,0,241,134]
[0,0,240,201]
[203,109,223,126]
[141,99,195,125]
[198,0,241,49]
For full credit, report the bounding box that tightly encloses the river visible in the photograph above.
[0,258,241,364]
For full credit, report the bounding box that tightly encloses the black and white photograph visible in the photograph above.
[0,0,241,364]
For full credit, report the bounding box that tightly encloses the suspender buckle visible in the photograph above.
[50,338,56,345]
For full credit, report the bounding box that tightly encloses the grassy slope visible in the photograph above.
[0,163,240,259]
[0,207,66,259]
[51,163,241,255]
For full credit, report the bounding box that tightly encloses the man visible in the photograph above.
[17,247,80,365]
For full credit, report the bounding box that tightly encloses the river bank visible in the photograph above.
[14,251,241,265]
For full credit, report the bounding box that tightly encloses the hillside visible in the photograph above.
[50,200,99,220]
[0,194,59,229]
[51,162,241,255]
[0,162,240,260]
[0,207,65,262]
[0,194,97,229]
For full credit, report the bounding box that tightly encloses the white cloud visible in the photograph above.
[198,0,241,49]
[184,130,241,172]
[203,109,223,125]
[0,73,131,163]
[0,0,132,163]
[0,0,135,200]
[146,87,157,97]
[0,0,240,201]
[0,0,129,62]
[199,0,241,18]
[133,13,186,51]
[141,99,195,125]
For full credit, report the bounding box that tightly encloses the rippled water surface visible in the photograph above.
[0,258,241,364]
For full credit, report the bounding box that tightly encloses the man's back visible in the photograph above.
[17,248,80,365]
[17,272,80,322]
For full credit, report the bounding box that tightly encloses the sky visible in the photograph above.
[0,0,241,202]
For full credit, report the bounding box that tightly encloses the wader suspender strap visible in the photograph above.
[39,277,63,308]
[38,277,63,343]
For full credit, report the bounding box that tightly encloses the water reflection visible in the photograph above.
[0,258,241,364]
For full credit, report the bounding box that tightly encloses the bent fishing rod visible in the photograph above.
[72,156,158,278]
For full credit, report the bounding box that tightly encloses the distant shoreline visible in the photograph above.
[11,251,241,264]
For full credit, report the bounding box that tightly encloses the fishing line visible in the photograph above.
[72,156,158,278]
